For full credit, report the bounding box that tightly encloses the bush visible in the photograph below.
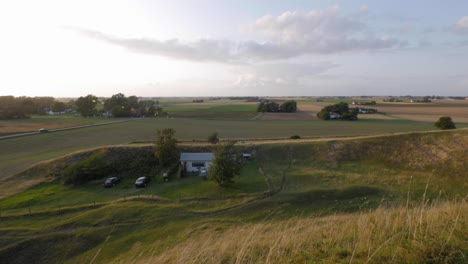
[290,135,301,139]
[207,131,219,144]
[62,151,112,186]
[434,116,456,130]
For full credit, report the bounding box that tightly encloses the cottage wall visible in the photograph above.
[183,161,213,172]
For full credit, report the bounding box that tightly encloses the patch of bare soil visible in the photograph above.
[258,111,317,120]
[358,114,397,120]
[297,103,325,112]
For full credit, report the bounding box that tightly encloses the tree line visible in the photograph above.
[257,100,297,113]
[0,96,71,119]
[76,93,165,118]
[1,93,166,119]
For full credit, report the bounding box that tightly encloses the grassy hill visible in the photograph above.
[0,130,466,263]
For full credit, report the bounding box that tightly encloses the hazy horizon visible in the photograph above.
[1,0,467,97]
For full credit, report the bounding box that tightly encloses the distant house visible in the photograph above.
[242,153,252,159]
[180,153,214,173]
[47,110,66,115]
[329,112,341,119]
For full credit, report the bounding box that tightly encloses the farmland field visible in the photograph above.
[0,115,123,136]
[296,98,468,122]
[2,117,462,180]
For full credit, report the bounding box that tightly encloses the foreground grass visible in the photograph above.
[1,196,465,263]
[138,199,467,264]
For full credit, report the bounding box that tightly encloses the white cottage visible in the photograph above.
[180,153,214,173]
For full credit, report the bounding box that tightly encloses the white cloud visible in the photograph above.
[231,61,338,89]
[72,6,402,64]
[454,16,468,33]
[248,6,400,54]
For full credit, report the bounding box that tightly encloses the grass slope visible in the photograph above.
[0,130,467,263]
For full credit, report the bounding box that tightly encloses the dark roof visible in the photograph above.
[180,153,214,162]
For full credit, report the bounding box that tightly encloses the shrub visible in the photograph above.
[434,116,456,130]
[290,135,301,139]
[62,151,112,186]
[207,131,219,144]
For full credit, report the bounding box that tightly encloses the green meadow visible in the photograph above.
[0,130,466,263]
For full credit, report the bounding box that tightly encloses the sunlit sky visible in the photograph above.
[1,0,467,97]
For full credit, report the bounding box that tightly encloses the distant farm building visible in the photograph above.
[329,112,341,119]
[180,153,214,173]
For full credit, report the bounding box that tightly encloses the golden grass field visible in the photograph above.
[126,199,468,264]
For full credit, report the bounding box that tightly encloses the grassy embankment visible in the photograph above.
[0,130,466,263]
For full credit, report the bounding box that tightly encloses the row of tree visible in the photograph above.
[0,96,71,119]
[257,100,297,113]
[76,93,165,118]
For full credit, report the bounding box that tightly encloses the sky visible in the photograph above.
[0,0,467,97]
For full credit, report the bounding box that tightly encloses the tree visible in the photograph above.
[207,131,219,144]
[210,141,241,187]
[316,110,330,120]
[104,93,131,117]
[76,94,98,117]
[257,101,279,112]
[434,116,456,130]
[52,101,67,112]
[154,128,179,167]
[317,102,358,121]
[279,100,297,112]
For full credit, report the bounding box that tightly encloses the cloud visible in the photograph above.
[249,6,400,54]
[73,28,242,63]
[454,16,468,33]
[71,6,402,63]
[231,61,339,88]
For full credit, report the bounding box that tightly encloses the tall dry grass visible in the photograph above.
[122,198,467,264]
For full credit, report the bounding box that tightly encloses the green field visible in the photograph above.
[164,103,258,119]
[0,131,466,263]
[0,118,455,179]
